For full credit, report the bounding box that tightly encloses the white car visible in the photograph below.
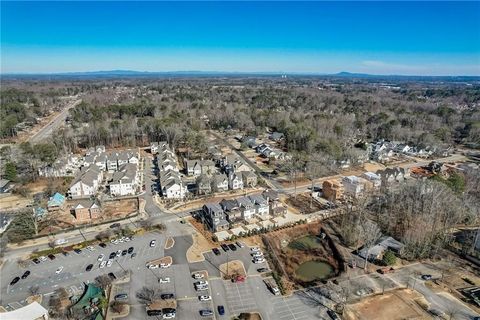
[159,277,171,283]
[252,252,263,258]
[148,264,159,269]
[163,313,176,319]
[150,240,156,247]
[193,273,204,279]
[124,237,131,242]
[253,258,266,264]
[196,280,208,286]
[116,250,122,257]
[107,260,113,267]
[55,266,64,274]
[86,246,95,251]
[97,254,105,261]
[99,261,107,268]
[39,256,47,262]
[251,247,261,252]
[110,239,118,244]
[198,295,211,301]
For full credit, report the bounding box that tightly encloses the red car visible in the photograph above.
[232,275,245,283]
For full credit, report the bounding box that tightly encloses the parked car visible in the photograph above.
[162,308,176,319]
[131,253,137,258]
[108,272,116,280]
[421,274,433,280]
[39,256,48,261]
[48,254,56,260]
[228,244,237,251]
[212,248,221,255]
[10,277,20,285]
[429,309,446,319]
[253,258,266,264]
[32,258,40,264]
[377,267,395,274]
[107,260,113,267]
[128,247,134,254]
[252,252,263,258]
[86,264,93,272]
[116,250,122,257]
[218,305,225,316]
[236,241,245,248]
[198,295,211,301]
[86,246,95,251]
[221,244,230,252]
[232,275,245,283]
[159,277,171,283]
[110,239,119,244]
[109,252,116,259]
[55,266,64,274]
[99,261,107,268]
[200,309,213,317]
[193,273,204,279]
[98,254,105,261]
[74,249,82,254]
[257,268,269,273]
[121,250,127,256]
[251,247,261,252]
[161,293,175,300]
[21,271,31,279]
[150,240,156,247]
[114,293,128,301]
[110,223,121,229]
[99,242,107,248]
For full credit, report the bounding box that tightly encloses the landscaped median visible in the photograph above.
[145,256,172,269]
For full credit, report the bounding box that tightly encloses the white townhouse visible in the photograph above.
[69,165,103,199]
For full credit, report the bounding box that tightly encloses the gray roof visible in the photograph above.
[0,179,11,188]
[212,174,228,185]
[204,203,223,214]
[220,199,239,212]
[71,165,100,187]
[236,196,254,208]
[248,194,268,205]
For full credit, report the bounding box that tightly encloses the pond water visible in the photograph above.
[288,235,323,250]
[295,260,334,282]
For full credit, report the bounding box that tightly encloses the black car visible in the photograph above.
[108,272,117,280]
[218,305,225,315]
[10,277,20,285]
[114,293,128,301]
[161,293,175,300]
[421,274,433,280]
[127,247,134,254]
[74,248,82,254]
[121,250,127,256]
[327,310,341,320]
[32,258,40,264]
[99,243,107,248]
[257,268,269,273]
[86,264,93,272]
[110,223,121,229]
[48,254,56,260]
[220,244,230,252]
[228,244,237,251]
[61,251,69,257]
[212,248,221,256]
[147,310,162,316]
[131,252,137,258]
[21,271,31,279]
[200,309,213,317]
[109,252,116,259]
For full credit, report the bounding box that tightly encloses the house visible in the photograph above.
[269,132,284,141]
[203,203,229,232]
[185,160,202,176]
[107,153,119,172]
[361,172,381,188]
[94,153,108,171]
[0,213,12,234]
[219,199,242,225]
[38,155,80,177]
[228,173,244,190]
[236,197,256,221]
[0,179,12,193]
[200,160,215,175]
[342,176,369,198]
[150,141,167,154]
[358,236,405,261]
[395,144,411,154]
[109,163,138,197]
[71,199,101,222]
[161,176,187,199]
[322,179,343,202]
[196,175,212,195]
[241,171,258,187]
[376,167,410,186]
[211,174,229,192]
[47,192,66,211]
[68,165,103,199]
[248,194,270,219]
[34,207,47,220]
[262,189,287,216]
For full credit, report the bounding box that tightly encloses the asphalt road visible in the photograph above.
[29,98,82,144]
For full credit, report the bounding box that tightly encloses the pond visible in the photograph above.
[295,260,334,282]
[288,235,323,251]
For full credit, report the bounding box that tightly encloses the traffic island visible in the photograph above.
[165,237,175,249]
[219,260,247,281]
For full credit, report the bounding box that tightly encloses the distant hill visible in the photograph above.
[2,70,479,82]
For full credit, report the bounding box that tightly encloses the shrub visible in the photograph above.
[382,250,397,266]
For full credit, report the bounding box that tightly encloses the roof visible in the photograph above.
[248,194,268,205]
[73,199,100,210]
[0,301,49,320]
[262,189,279,200]
[236,196,254,208]
[213,174,228,184]
[0,179,11,188]
[362,172,381,180]
[48,192,66,207]
[204,203,223,214]
[220,199,239,211]
[0,213,12,229]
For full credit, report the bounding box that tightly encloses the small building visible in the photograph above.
[342,176,369,198]
[228,173,244,190]
[71,199,101,222]
[236,197,256,221]
[262,189,287,217]
[185,160,202,176]
[47,192,66,211]
[248,194,270,219]
[196,175,212,195]
[219,199,243,226]
[211,174,229,192]
[0,301,49,320]
[361,172,381,188]
[242,136,257,148]
[269,132,284,141]
[358,236,405,261]
[322,179,343,202]
[0,179,12,193]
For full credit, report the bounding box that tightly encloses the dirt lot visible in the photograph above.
[186,225,217,263]
[0,194,33,210]
[219,260,247,280]
[344,289,429,320]
[264,221,340,287]
[285,194,324,214]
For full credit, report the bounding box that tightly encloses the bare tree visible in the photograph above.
[136,286,161,305]
[361,220,382,271]
[94,274,112,290]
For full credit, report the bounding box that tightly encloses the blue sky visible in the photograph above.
[1,1,479,75]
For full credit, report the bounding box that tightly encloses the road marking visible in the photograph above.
[44,291,55,296]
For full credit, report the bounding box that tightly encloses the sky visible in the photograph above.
[1,1,480,75]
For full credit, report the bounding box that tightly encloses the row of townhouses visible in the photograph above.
[68,165,104,199]
[154,142,187,199]
[368,139,451,162]
[202,190,287,232]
